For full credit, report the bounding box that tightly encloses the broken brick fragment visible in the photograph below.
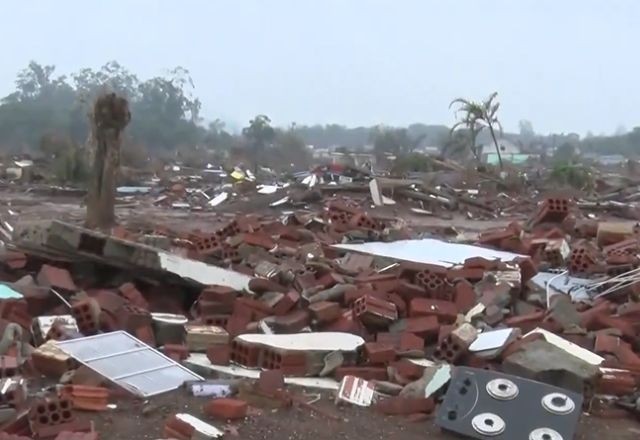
[60,385,109,412]
[163,344,189,361]
[364,342,396,364]
[206,344,231,366]
[257,369,285,396]
[352,295,397,328]
[308,301,342,324]
[408,298,457,323]
[37,264,77,293]
[203,398,248,420]
[248,277,288,294]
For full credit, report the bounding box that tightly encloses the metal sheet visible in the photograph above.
[333,238,523,268]
[470,328,517,352]
[56,331,202,397]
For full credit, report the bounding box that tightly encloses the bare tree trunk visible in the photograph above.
[487,123,504,170]
[85,93,130,230]
[469,128,480,163]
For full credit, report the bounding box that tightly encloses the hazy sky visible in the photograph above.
[1,1,638,134]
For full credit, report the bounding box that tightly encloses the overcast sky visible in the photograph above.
[1,1,638,134]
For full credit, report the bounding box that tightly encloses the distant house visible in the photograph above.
[480,139,539,165]
[479,139,521,156]
[414,145,441,155]
[328,152,377,168]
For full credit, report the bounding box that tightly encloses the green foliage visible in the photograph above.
[442,130,472,159]
[450,92,504,167]
[391,152,434,174]
[52,143,90,184]
[242,115,275,151]
[370,127,425,156]
[272,129,311,170]
[580,127,640,156]
[0,61,209,153]
[549,162,594,191]
[553,142,576,162]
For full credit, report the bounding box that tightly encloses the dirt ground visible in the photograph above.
[79,387,640,440]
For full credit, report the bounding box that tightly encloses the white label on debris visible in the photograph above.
[190,383,233,398]
[337,376,375,407]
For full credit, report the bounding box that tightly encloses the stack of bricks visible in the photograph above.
[28,395,90,438]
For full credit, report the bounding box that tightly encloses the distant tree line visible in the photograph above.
[0,61,638,174]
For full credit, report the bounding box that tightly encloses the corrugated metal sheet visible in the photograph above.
[56,331,202,397]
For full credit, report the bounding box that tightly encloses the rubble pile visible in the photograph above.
[0,189,639,438]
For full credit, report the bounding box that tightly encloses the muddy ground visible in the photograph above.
[81,388,640,440]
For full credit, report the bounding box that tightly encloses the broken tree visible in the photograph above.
[85,92,131,230]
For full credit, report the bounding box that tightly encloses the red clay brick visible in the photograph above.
[400,316,440,339]
[203,398,248,420]
[37,264,77,293]
[230,340,261,368]
[394,281,426,301]
[163,344,189,361]
[364,342,396,364]
[504,311,545,333]
[446,267,485,282]
[248,277,287,294]
[352,295,397,327]
[594,333,621,355]
[206,344,231,365]
[529,197,570,227]
[271,310,310,333]
[242,233,276,250]
[323,309,361,334]
[391,359,427,383]
[477,228,516,247]
[90,289,125,315]
[315,272,345,289]
[199,285,236,305]
[257,370,285,396]
[464,257,503,271]
[385,293,407,317]
[408,298,457,323]
[118,282,149,309]
[272,290,300,316]
[399,332,424,351]
[453,279,476,313]
[308,301,342,323]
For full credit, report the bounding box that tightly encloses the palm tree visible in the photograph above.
[450,92,504,169]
